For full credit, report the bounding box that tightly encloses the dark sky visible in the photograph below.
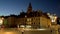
[0,0,60,17]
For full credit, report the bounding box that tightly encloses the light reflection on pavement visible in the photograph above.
[0,28,21,34]
[0,28,52,34]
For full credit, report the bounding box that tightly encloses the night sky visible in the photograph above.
[0,0,60,17]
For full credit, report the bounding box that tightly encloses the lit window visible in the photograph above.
[27,18,31,22]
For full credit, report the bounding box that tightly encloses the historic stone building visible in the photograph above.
[4,15,17,27]
[1,3,59,34]
[16,3,51,28]
[3,3,58,29]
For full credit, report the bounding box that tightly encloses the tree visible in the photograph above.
[3,19,8,27]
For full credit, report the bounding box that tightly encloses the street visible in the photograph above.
[0,28,52,34]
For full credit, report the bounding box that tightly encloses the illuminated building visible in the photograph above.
[3,3,58,29]
[1,2,59,34]
[16,3,51,28]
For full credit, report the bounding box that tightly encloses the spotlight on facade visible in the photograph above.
[37,28,47,30]
[26,25,31,28]
[0,17,4,25]
[50,15,57,23]
[20,25,25,28]
[47,13,57,23]
[47,13,50,16]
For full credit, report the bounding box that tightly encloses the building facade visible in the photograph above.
[16,3,51,28]
[3,3,58,29]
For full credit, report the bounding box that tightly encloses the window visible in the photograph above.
[34,23,35,24]
[27,18,31,22]
[39,22,40,24]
